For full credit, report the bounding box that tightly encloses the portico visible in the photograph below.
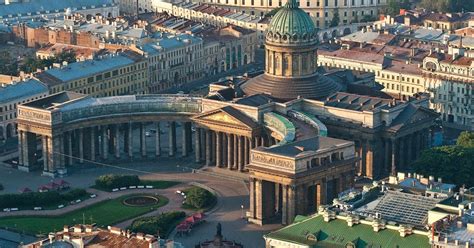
[247,136,357,225]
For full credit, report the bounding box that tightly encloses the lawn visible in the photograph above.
[0,194,168,236]
[92,180,180,192]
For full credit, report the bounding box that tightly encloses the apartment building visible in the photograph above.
[36,51,148,97]
[0,78,48,140]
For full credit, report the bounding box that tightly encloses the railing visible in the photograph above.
[263,112,296,144]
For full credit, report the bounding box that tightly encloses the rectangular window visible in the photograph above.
[334,0,337,6]
[87,77,94,83]
[325,0,328,6]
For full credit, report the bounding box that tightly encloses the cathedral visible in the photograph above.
[16,0,438,226]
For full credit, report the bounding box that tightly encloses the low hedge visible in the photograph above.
[0,189,89,209]
[129,211,185,237]
[95,174,140,190]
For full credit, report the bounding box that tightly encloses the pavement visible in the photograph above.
[0,157,280,247]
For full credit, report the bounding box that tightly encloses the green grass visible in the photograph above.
[91,180,180,192]
[0,194,168,236]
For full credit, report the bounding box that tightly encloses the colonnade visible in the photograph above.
[353,129,431,179]
[18,121,194,175]
[248,171,353,225]
[194,127,272,171]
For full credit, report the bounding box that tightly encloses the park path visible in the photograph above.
[0,183,189,218]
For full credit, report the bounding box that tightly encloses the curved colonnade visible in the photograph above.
[17,94,311,177]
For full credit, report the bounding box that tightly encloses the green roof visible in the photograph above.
[267,0,315,37]
[265,215,430,248]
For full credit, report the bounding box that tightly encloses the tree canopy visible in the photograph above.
[412,132,474,187]
[19,50,76,74]
[418,0,474,12]
[456,131,474,148]
[330,9,340,27]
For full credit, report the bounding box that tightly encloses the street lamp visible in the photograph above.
[240,204,244,219]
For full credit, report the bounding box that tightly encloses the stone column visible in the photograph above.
[384,139,390,175]
[169,121,176,157]
[102,126,108,160]
[249,178,256,219]
[79,129,84,163]
[238,136,244,171]
[42,136,48,171]
[360,140,367,176]
[233,135,238,169]
[47,135,57,172]
[275,184,280,214]
[254,136,259,147]
[128,123,133,158]
[195,127,201,163]
[227,134,233,169]
[255,179,263,221]
[68,131,73,166]
[57,135,65,169]
[18,130,24,166]
[222,133,227,166]
[316,178,326,206]
[391,138,397,175]
[287,185,296,224]
[216,132,222,167]
[186,123,193,153]
[365,140,373,179]
[244,137,249,165]
[211,130,216,165]
[399,136,405,170]
[141,123,147,157]
[200,129,205,160]
[90,127,96,161]
[182,122,188,157]
[407,134,413,165]
[282,184,288,225]
[114,125,120,159]
[205,130,211,166]
[414,131,421,160]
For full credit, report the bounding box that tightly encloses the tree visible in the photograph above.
[412,132,474,187]
[184,187,215,209]
[456,131,474,148]
[19,50,76,74]
[330,8,340,27]
[386,0,401,16]
[418,0,474,12]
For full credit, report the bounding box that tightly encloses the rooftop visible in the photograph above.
[0,0,114,19]
[37,53,137,85]
[257,136,350,157]
[265,215,430,247]
[0,79,48,104]
[324,92,400,112]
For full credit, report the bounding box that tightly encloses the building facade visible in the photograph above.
[0,78,48,140]
[0,0,119,22]
[193,0,387,28]
[35,51,148,96]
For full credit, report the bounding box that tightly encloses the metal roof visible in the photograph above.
[0,0,114,18]
[41,54,135,83]
[0,78,48,104]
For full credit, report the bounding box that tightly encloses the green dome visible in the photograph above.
[268,0,315,37]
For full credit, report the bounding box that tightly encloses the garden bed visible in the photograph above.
[0,194,168,235]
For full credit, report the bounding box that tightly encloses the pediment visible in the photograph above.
[192,106,258,131]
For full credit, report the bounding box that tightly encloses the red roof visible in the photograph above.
[185,216,196,224]
[54,179,70,186]
[44,182,59,189]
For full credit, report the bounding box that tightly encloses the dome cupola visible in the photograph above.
[266,0,317,45]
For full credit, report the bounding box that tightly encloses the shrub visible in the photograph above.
[184,187,215,209]
[95,174,140,190]
[0,190,89,209]
[62,189,88,202]
[130,211,185,237]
